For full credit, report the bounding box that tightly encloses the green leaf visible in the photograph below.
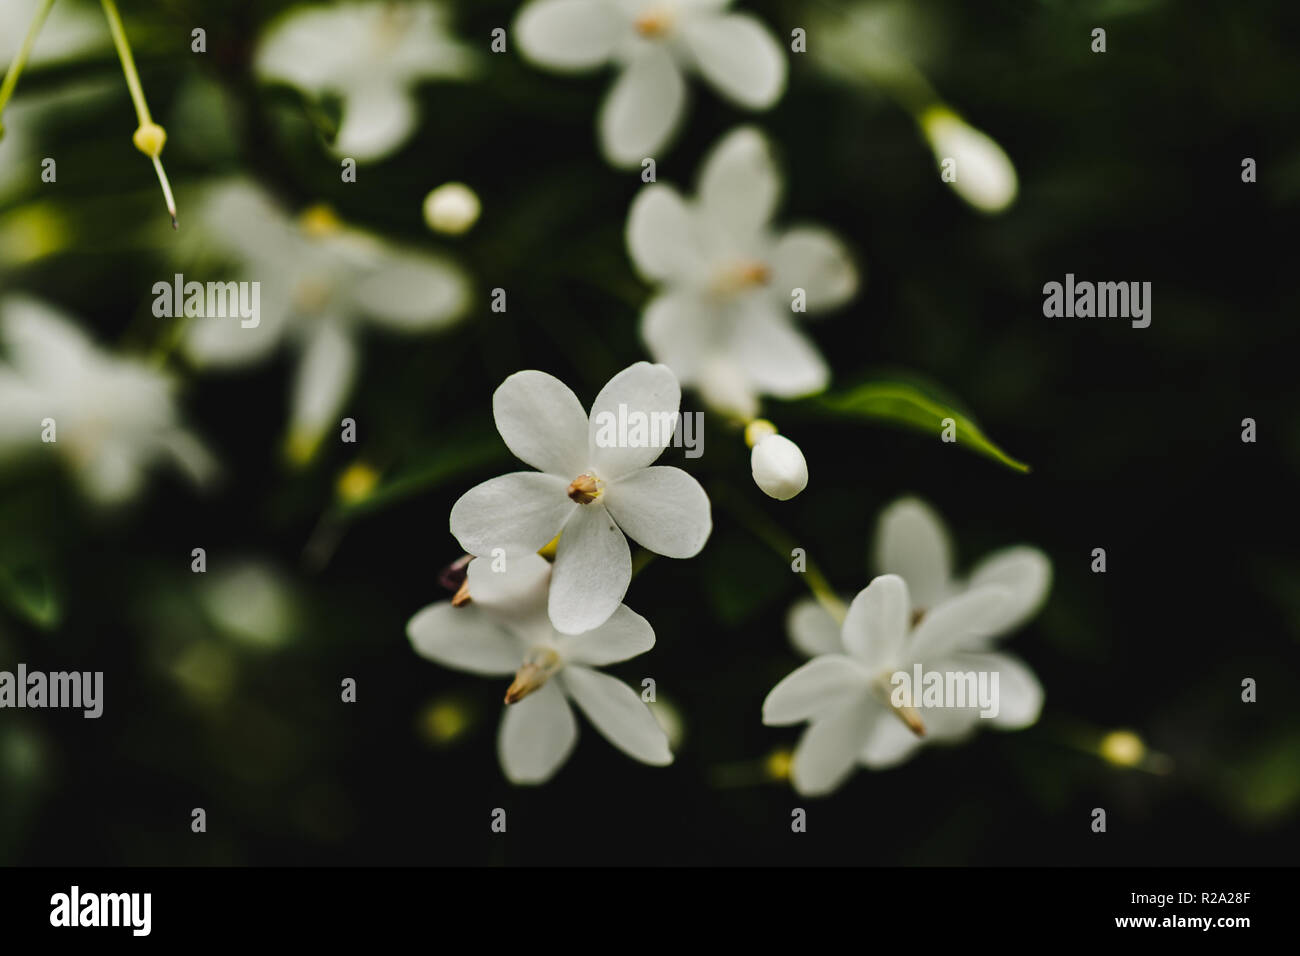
[810,380,1030,473]
[0,563,61,629]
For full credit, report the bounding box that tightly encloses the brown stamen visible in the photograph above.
[567,474,600,504]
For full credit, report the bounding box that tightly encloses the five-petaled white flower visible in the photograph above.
[514,0,787,166]
[450,361,711,635]
[255,0,478,162]
[626,126,858,420]
[766,573,1044,796]
[408,552,672,783]
[789,495,1051,663]
[180,179,470,461]
[0,296,213,504]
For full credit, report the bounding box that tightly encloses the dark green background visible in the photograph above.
[1,0,1297,864]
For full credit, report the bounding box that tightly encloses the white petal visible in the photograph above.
[587,361,680,478]
[730,302,828,398]
[598,46,686,167]
[922,108,1017,214]
[966,546,1052,636]
[351,251,470,331]
[960,651,1044,729]
[492,370,590,477]
[449,472,575,556]
[908,586,1013,661]
[561,665,672,765]
[640,291,712,384]
[407,601,521,675]
[872,497,952,610]
[681,13,786,109]
[514,0,623,70]
[841,574,910,671]
[498,681,578,784]
[697,126,780,237]
[761,655,871,725]
[770,227,859,313]
[859,711,924,769]
[290,322,357,444]
[335,83,418,162]
[547,504,631,634]
[626,186,701,282]
[556,604,655,666]
[465,551,552,621]
[790,699,875,796]
[786,597,842,658]
[80,442,145,504]
[604,466,711,559]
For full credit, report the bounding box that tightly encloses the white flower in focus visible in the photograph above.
[181,179,470,460]
[449,362,711,634]
[766,574,1043,796]
[626,126,858,420]
[872,496,1051,636]
[746,419,806,501]
[919,106,1018,214]
[0,296,213,504]
[423,182,480,235]
[255,0,478,162]
[408,552,671,783]
[514,0,786,166]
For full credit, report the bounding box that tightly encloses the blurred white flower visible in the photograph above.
[449,362,711,635]
[746,419,806,500]
[514,0,786,166]
[423,182,480,235]
[766,574,1043,796]
[180,179,470,460]
[872,496,1051,635]
[0,0,106,70]
[626,126,858,420]
[408,552,671,784]
[919,106,1017,214]
[0,296,213,504]
[198,560,298,649]
[254,0,478,162]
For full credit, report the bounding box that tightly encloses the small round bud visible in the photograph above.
[423,182,480,235]
[132,122,167,158]
[751,433,808,501]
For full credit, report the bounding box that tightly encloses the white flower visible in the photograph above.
[423,182,481,235]
[180,179,470,459]
[449,361,711,635]
[746,419,806,500]
[0,296,213,503]
[408,552,671,784]
[254,0,478,162]
[919,106,1018,214]
[872,496,1051,636]
[626,126,858,420]
[766,574,1044,796]
[514,0,786,166]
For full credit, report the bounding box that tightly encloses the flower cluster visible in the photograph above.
[410,362,709,782]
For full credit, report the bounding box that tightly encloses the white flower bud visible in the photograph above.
[920,107,1017,214]
[751,433,808,501]
[423,182,480,235]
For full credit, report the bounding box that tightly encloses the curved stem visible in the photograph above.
[0,0,57,124]
[713,482,846,623]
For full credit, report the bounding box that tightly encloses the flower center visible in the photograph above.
[711,259,771,296]
[634,6,675,37]
[567,473,603,504]
[504,647,562,704]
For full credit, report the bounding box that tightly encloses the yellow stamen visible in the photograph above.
[634,8,674,37]
[504,649,561,704]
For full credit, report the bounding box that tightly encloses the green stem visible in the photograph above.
[0,0,57,126]
[100,0,151,126]
[713,482,846,623]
